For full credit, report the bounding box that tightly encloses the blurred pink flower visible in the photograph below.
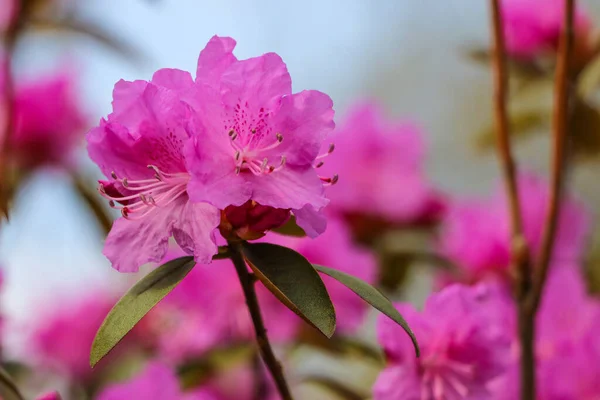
[9,70,87,169]
[322,101,445,230]
[29,291,132,382]
[87,69,220,272]
[438,173,590,285]
[97,362,222,400]
[268,216,377,333]
[489,266,600,400]
[184,35,336,238]
[143,251,298,364]
[35,392,62,400]
[374,284,510,400]
[502,0,592,59]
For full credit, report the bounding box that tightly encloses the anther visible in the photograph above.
[279,156,286,166]
[315,161,324,168]
[328,143,335,154]
[261,158,268,171]
[235,151,241,161]
[251,128,257,134]
[235,166,241,175]
[331,174,339,185]
[122,178,129,187]
[111,171,118,179]
[276,133,283,142]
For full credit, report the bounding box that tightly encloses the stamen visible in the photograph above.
[99,166,189,219]
[314,161,324,168]
[320,174,339,186]
[316,143,335,160]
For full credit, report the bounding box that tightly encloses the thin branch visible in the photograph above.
[531,0,575,310]
[228,241,294,400]
[489,2,536,399]
[490,0,526,244]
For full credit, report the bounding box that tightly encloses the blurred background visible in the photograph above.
[1,1,600,399]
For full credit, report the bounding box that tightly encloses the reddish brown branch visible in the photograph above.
[531,0,575,311]
[489,1,537,399]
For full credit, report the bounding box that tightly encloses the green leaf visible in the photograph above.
[90,256,196,367]
[313,264,420,357]
[0,367,24,400]
[271,216,306,237]
[240,242,336,338]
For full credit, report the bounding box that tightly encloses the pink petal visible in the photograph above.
[293,204,327,238]
[196,35,237,85]
[103,203,178,272]
[272,90,335,166]
[111,79,148,120]
[173,201,221,264]
[185,132,252,207]
[248,167,328,211]
[373,365,421,400]
[152,68,194,91]
[220,52,292,110]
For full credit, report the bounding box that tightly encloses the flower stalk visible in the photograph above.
[228,241,294,400]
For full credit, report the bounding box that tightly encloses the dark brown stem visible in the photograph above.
[531,0,575,311]
[489,1,536,399]
[228,241,293,400]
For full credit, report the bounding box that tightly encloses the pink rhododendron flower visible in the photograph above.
[97,362,222,400]
[268,216,377,333]
[142,251,298,364]
[29,291,134,381]
[502,0,592,60]
[322,101,445,230]
[87,69,220,272]
[374,284,510,400]
[9,69,87,169]
[438,173,590,285]
[489,266,600,400]
[183,36,336,238]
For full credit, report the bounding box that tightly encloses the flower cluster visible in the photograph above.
[87,35,336,272]
[438,173,590,286]
[322,101,445,240]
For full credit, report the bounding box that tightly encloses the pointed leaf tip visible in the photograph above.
[240,242,336,338]
[90,256,195,367]
[313,264,420,357]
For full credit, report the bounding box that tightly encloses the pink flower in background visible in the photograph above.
[439,173,590,285]
[184,36,336,238]
[143,251,298,364]
[9,70,87,169]
[489,266,600,400]
[268,216,377,333]
[322,101,445,229]
[375,284,510,400]
[35,392,62,400]
[87,70,220,272]
[29,291,130,382]
[502,0,592,59]
[97,362,222,400]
